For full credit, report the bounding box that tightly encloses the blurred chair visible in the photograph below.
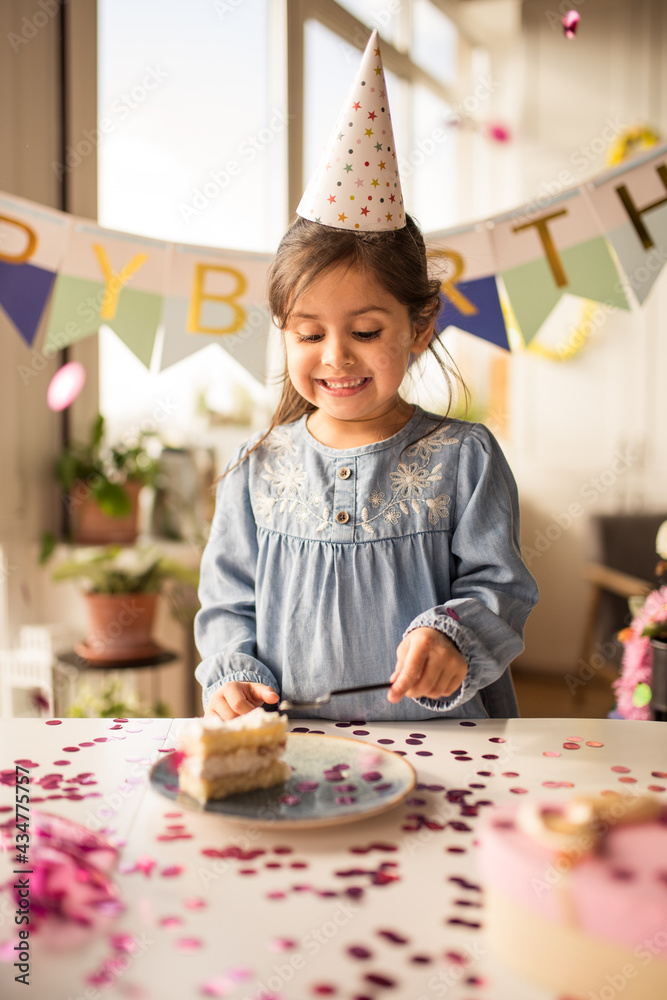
[580,513,665,670]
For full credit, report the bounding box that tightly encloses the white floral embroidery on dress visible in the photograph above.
[405,425,458,462]
[253,421,454,534]
[255,428,331,530]
[358,423,455,533]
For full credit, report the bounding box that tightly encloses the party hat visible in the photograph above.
[297,29,405,232]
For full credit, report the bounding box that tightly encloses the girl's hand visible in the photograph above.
[205,682,279,721]
[387,627,468,703]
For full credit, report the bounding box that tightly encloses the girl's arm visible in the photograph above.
[194,446,280,711]
[392,422,538,713]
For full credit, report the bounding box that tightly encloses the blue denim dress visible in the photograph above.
[195,406,538,720]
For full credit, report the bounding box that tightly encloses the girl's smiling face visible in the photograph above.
[284,264,433,446]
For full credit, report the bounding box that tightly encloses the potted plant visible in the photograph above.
[54,414,160,545]
[51,546,199,663]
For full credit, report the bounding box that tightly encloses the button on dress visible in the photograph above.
[195,407,539,720]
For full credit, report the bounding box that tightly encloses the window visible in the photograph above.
[97,1,481,446]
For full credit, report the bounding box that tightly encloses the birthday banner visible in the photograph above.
[0,140,666,373]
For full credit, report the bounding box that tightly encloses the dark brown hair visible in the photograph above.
[221,214,467,474]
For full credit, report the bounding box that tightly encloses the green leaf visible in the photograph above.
[91,413,105,451]
[39,532,57,565]
[93,480,131,518]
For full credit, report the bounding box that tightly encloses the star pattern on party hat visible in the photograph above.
[297,29,405,232]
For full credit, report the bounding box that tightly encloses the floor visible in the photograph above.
[512,664,618,719]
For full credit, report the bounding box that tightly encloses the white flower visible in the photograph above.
[425,492,451,524]
[269,462,306,497]
[406,427,458,461]
[254,493,277,522]
[390,462,433,498]
[383,506,400,524]
[368,489,386,508]
[266,427,298,456]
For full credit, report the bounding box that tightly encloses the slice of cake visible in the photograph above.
[477,793,667,1000]
[176,707,292,804]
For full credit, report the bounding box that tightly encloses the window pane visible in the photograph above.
[412,0,458,88]
[335,0,401,48]
[97,0,281,445]
[98,0,285,252]
[409,85,458,232]
[304,19,364,182]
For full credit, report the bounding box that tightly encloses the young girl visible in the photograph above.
[194,32,538,723]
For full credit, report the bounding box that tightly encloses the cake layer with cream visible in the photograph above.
[477,794,667,999]
[176,707,291,803]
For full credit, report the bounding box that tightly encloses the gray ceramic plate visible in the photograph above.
[150,733,416,828]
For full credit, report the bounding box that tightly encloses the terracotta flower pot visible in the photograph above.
[69,480,142,545]
[75,592,160,663]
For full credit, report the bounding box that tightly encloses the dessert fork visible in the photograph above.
[278,681,392,712]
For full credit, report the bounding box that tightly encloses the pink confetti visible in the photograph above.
[161,865,184,877]
[185,897,207,910]
[280,794,301,806]
[134,856,156,876]
[648,785,666,792]
[0,939,19,961]
[562,9,580,39]
[509,787,528,795]
[159,915,183,930]
[47,361,86,411]
[563,742,581,750]
[45,720,63,725]
[199,975,233,997]
[227,967,252,982]
[543,751,561,757]
[268,938,297,952]
[586,741,604,747]
[611,765,631,773]
[177,936,202,953]
[296,780,319,793]
[110,933,138,954]
[566,736,584,742]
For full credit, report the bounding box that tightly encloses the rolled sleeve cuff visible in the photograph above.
[195,653,280,710]
[402,608,488,714]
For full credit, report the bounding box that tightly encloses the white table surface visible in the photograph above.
[1,716,666,1000]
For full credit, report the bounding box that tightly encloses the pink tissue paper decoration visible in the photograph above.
[0,811,123,950]
[562,10,581,39]
[46,361,86,412]
[613,587,667,720]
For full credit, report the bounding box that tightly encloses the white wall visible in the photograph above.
[497,0,666,671]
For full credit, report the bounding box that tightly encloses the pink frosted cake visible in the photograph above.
[477,794,667,999]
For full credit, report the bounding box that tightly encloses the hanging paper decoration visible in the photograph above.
[586,142,667,305]
[47,361,86,411]
[489,188,630,345]
[44,223,169,367]
[1,136,667,373]
[427,223,509,351]
[159,244,273,380]
[0,194,70,347]
[562,11,581,39]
